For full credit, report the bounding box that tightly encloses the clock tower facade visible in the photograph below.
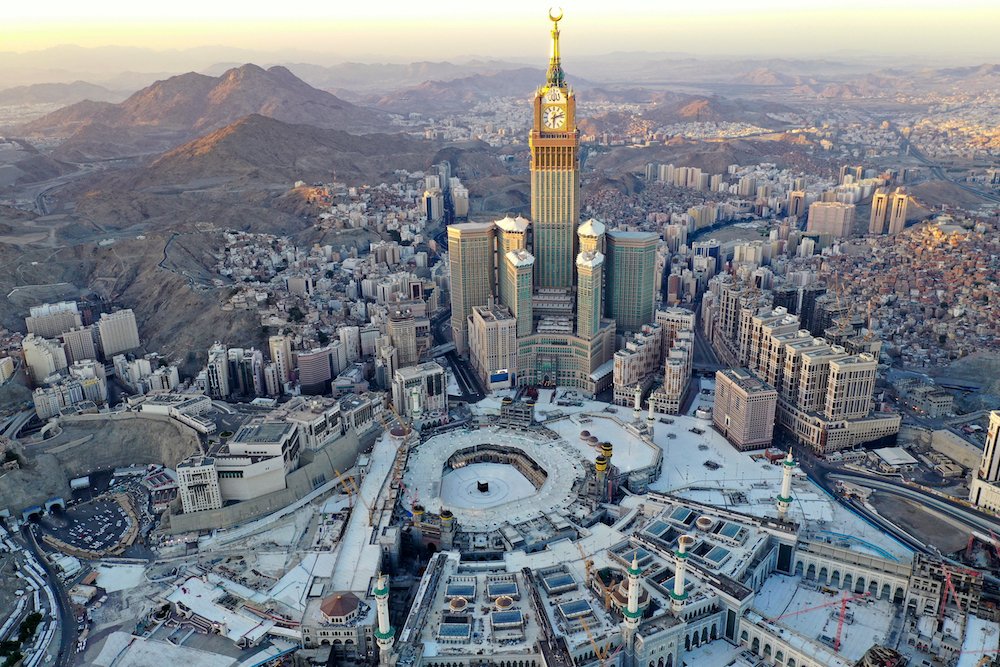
[529,12,580,290]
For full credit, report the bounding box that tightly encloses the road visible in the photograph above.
[20,525,76,667]
[890,123,1000,205]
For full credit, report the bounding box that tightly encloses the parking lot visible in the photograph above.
[39,498,132,553]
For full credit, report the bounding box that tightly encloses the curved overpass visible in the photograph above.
[827,473,1000,536]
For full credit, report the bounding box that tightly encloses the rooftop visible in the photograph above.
[232,422,296,444]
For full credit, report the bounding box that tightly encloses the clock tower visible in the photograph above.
[529,10,580,290]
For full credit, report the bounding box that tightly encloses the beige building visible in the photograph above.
[468,304,518,391]
[97,309,140,358]
[387,312,422,368]
[391,361,447,421]
[970,411,1000,514]
[887,187,909,235]
[269,335,294,385]
[26,301,82,339]
[713,368,778,450]
[0,356,14,383]
[177,455,224,513]
[612,323,662,406]
[448,221,496,354]
[22,333,68,385]
[869,187,889,234]
[61,326,97,364]
[806,202,855,238]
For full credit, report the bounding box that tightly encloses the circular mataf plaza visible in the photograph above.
[402,413,662,534]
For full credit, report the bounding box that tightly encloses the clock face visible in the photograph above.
[542,105,567,130]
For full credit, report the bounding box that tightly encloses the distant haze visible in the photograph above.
[4,0,1000,62]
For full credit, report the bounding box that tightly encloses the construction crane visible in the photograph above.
[579,616,614,666]
[773,591,869,622]
[575,540,593,586]
[343,472,375,523]
[334,469,354,508]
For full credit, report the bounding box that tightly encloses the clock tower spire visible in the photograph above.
[547,8,565,88]
[530,10,579,290]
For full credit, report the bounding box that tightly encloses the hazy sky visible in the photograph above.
[4,0,1000,60]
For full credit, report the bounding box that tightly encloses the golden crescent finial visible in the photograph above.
[549,7,563,23]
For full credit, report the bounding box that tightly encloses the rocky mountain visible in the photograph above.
[127,114,430,187]
[19,64,392,158]
[0,81,126,105]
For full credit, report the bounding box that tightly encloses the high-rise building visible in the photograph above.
[495,215,530,291]
[575,251,604,340]
[529,15,579,290]
[468,303,518,391]
[446,14,616,395]
[22,334,68,385]
[297,347,336,395]
[969,411,1000,513]
[448,221,496,355]
[806,202,855,238]
[869,187,889,235]
[787,190,806,219]
[452,184,470,219]
[713,368,778,451]
[206,342,230,399]
[500,250,534,336]
[26,301,82,339]
[423,188,444,222]
[269,335,294,385]
[888,187,908,235]
[61,326,97,364]
[0,356,14,383]
[388,312,420,368]
[97,309,140,358]
[605,231,657,333]
[339,326,361,362]
[825,354,878,420]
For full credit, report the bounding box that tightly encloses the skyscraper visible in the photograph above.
[869,187,889,235]
[501,250,535,336]
[448,222,496,354]
[575,251,604,340]
[529,14,579,290]
[888,187,908,235]
[449,13,617,394]
[787,191,806,219]
[605,231,657,333]
[969,411,1000,513]
[269,335,294,386]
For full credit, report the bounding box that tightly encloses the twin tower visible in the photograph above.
[448,13,657,395]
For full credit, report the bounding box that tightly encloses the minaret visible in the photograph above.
[777,449,796,520]
[633,385,642,422]
[646,399,655,433]
[671,535,694,614]
[374,574,394,666]
[622,554,643,667]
